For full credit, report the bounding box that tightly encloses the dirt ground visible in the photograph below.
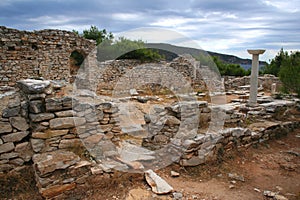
[1,128,299,200]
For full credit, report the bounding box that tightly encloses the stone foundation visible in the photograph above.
[0,78,299,199]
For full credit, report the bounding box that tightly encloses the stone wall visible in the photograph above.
[0,78,299,199]
[75,55,208,96]
[0,26,95,90]
[225,74,282,91]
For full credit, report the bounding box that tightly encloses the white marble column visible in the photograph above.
[247,49,265,106]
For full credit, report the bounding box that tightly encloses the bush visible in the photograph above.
[263,48,288,76]
[278,51,300,97]
[97,37,163,62]
[83,25,113,45]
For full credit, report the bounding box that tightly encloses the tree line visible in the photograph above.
[74,26,299,96]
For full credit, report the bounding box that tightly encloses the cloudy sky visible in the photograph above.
[1,0,300,61]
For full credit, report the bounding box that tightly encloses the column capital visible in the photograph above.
[247,49,265,55]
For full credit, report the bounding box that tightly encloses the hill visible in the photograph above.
[145,43,267,69]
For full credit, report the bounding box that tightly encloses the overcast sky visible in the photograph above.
[1,0,300,61]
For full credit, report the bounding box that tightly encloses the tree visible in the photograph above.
[97,37,163,62]
[205,56,249,76]
[83,25,113,45]
[263,48,288,76]
[278,51,300,97]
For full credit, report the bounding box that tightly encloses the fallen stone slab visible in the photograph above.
[145,169,173,194]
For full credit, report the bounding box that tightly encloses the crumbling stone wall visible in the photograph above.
[84,55,207,96]
[225,74,282,91]
[0,26,95,90]
[0,78,299,199]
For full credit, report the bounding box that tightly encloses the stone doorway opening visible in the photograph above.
[69,50,86,83]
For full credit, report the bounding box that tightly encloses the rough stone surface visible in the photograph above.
[41,183,76,199]
[29,100,44,113]
[29,113,55,122]
[0,142,14,154]
[33,150,80,175]
[17,79,51,94]
[0,122,12,134]
[145,169,173,194]
[9,117,29,131]
[15,142,33,162]
[30,138,45,153]
[55,110,76,117]
[1,131,29,142]
[2,107,20,118]
[49,117,86,129]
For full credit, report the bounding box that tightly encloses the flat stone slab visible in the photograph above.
[248,121,280,132]
[17,79,50,94]
[32,150,80,176]
[49,117,86,129]
[117,141,155,163]
[145,169,173,194]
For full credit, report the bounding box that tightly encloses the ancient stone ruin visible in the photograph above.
[0,26,299,199]
[0,26,95,89]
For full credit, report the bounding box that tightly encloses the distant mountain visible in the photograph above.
[145,43,267,68]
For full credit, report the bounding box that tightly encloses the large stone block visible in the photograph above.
[2,107,20,118]
[30,138,45,153]
[32,130,69,139]
[29,100,44,113]
[15,142,33,162]
[29,113,55,122]
[45,98,62,112]
[9,116,29,131]
[1,131,29,142]
[0,142,14,154]
[17,79,50,94]
[41,183,76,199]
[0,122,12,134]
[49,117,86,129]
[58,139,82,149]
[55,110,75,117]
[32,150,80,176]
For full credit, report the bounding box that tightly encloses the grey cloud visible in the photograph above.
[0,0,299,60]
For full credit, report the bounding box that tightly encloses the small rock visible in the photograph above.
[229,185,235,189]
[173,192,183,199]
[129,89,138,96]
[274,194,288,200]
[228,173,245,182]
[254,188,261,192]
[276,186,283,191]
[230,180,237,184]
[9,117,29,131]
[263,190,276,197]
[145,169,173,194]
[171,170,180,177]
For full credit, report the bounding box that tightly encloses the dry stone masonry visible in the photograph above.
[0,77,299,198]
[0,26,95,90]
[0,27,298,199]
